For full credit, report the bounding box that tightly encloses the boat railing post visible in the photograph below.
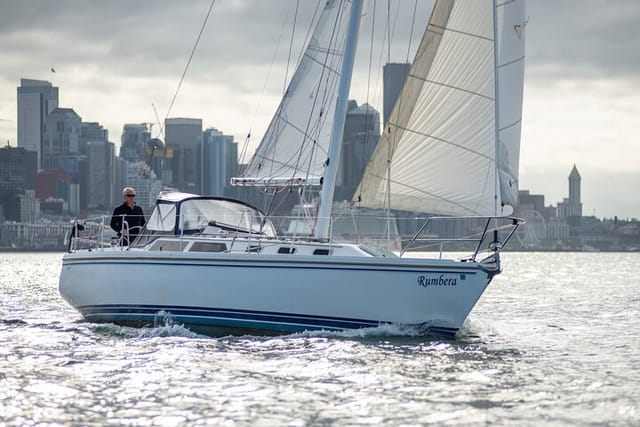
[179,214,184,245]
[439,242,444,259]
[122,220,129,249]
[98,216,104,251]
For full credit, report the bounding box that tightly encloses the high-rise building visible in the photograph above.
[165,118,202,193]
[86,140,116,210]
[80,122,108,155]
[0,146,37,196]
[383,63,411,126]
[120,123,150,163]
[42,107,81,170]
[17,79,59,169]
[0,146,38,220]
[124,161,162,212]
[201,128,238,196]
[336,100,380,201]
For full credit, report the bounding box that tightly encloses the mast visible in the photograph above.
[315,0,364,239]
[492,0,500,218]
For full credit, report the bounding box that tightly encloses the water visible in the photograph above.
[1,252,639,426]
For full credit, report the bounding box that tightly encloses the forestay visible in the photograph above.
[354,0,526,216]
[232,0,353,188]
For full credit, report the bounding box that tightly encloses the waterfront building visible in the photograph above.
[518,190,545,216]
[17,79,59,170]
[18,190,41,223]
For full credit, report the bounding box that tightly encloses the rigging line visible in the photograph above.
[283,0,300,96]
[499,118,522,132]
[296,1,347,186]
[496,0,519,7]
[386,0,391,64]
[263,0,340,183]
[371,0,401,119]
[159,0,216,137]
[263,0,335,182]
[239,1,299,167]
[498,55,525,69]
[405,0,418,62]
[356,0,377,203]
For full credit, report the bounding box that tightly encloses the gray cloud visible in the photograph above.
[526,0,640,80]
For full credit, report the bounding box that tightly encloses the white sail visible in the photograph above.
[354,0,526,216]
[233,0,353,187]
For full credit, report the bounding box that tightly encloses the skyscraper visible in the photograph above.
[17,79,59,170]
[201,128,238,196]
[42,107,81,170]
[165,118,202,192]
[336,100,380,201]
[383,63,410,126]
[86,140,115,210]
[120,123,150,163]
[80,122,108,155]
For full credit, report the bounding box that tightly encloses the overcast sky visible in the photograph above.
[1,0,639,219]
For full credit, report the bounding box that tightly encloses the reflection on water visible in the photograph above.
[0,252,639,425]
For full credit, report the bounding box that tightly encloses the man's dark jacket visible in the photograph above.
[110,203,146,242]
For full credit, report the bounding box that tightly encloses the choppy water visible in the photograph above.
[1,252,639,426]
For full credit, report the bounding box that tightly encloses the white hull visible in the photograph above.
[59,249,495,336]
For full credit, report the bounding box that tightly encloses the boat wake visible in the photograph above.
[90,322,207,339]
[288,323,456,340]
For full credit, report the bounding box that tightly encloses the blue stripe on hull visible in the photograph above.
[78,304,459,336]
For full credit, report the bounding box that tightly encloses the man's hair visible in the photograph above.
[122,187,135,196]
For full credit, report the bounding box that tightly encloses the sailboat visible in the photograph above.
[59,0,526,336]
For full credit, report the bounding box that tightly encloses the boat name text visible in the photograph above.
[417,275,457,287]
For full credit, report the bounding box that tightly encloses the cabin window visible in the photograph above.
[278,247,296,254]
[149,240,188,252]
[246,245,262,253]
[313,249,331,256]
[189,242,227,253]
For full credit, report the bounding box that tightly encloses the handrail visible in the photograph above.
[67,212,523,261]
[400,215,523,260]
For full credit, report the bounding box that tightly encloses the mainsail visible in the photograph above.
[354,0,526,216]
[232,0,353,188]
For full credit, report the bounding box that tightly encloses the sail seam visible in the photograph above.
[388,124,493,161]
[429,24,493,43]
[363,170,481,215]
[276,115,318,145]
[304,50,341,76]
[409,73,494,101]
[498,55,525,69]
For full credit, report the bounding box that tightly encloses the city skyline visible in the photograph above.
[1,0,639,219]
